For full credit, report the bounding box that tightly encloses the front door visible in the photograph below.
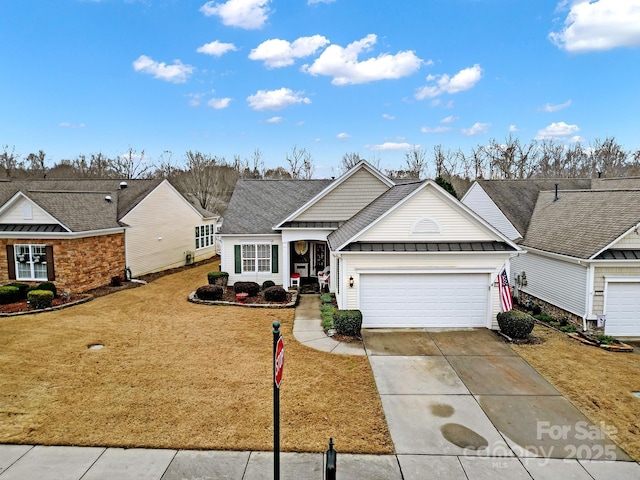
[314,242,326,275]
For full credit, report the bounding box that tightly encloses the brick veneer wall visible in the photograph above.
[0,233,125,293]
[515,290,584,329]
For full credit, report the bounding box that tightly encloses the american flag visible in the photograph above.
[498,268,513,312]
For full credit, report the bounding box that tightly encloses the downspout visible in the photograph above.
[585,262,595,332]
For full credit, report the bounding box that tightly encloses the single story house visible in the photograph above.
[0,178,218,293]
[462,179,640,337]
[220,161,520,329]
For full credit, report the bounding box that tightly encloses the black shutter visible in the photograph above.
[271,245,278,273]
[45,245,55,280]
[6,245,15,280]
[234,245,241,274]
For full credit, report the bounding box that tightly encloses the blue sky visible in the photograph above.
[2,0,640,177]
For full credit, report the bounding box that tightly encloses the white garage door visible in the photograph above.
[605,282,640,337]
[359,273,489,328]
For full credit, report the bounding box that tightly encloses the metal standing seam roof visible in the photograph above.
[220,179,334,235]
[340,241,515,252]
[595,250,640,260]
[326,181,425,250]
[523,189,640,259]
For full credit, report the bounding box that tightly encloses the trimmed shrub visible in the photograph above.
[208,271,229,286]
[262,280,276,290]
[36,281,57,298]
[333,309,363,337]
[321,305,336,330]
[320,293,333,304]
[264,286,287,302]
[196,285,224,301]
[497,310,535,339]
[27,289,54,309]
[233,282,260,297]
[0,286,21,305]
[5,282,30,299]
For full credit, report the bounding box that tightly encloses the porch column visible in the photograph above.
[282,241,290,288]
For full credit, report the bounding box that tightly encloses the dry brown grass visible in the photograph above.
[0,261,392,454]
[512,325,640,461]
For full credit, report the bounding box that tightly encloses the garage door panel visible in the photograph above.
[360,273,489,328]
[605,282,640,337]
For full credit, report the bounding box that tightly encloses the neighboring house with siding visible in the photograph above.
[462,179,640,337]
[0,178,218,293]
[220,161,520,330]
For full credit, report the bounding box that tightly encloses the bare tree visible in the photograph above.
[25,150,47,177]
[484,135,538,179]
[404,147,427,179]
[286,145,314,179]
[0,145,21,178]
[589,137,628,177]
[264,166,292,179]
[340,152,364,172]
[112,148,154,179]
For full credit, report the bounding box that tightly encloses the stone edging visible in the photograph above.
[187,290,298,309]
[0,295,93,317]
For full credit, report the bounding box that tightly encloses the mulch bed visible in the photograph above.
[0,294,89,314]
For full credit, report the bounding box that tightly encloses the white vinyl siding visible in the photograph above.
[609,230,640,249]
[1,197,58,225]
[338,252,510,329]
[122,181,215,276]
[462,183,522,240]
[295,168,389,222]
[512,253,587,317]
[358,187,495,243]
[14,244,47,281]
[220,235,282,286]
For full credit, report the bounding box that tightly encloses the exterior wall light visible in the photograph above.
[349,276,354,288]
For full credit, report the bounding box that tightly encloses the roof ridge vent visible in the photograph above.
[119,181,128,189]
[105,195,112,202]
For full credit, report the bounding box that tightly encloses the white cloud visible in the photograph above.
[208,97,232,109]
[365,142,419,151]
[382,114,395,120]
[200,0,270,29]
[302,34,424,85]
[249,35,329,68]
[416,64,482,99]
[535,121,580,140]
[132,55,194,83]
[461,122,490,136]
[550,0,640,52]
[197,40,238,57]
[266,116,283,123]
[542,99,572,112]
[308,0,335,4]
[247,87,311,110]
[570,135,585,143]
[295,121,305,126]
[509,124,518,132]
[421,126,451,133]
[187,93,205,107]
[59,122,85,129]
[336,132,351,139]
[440,115,458,124]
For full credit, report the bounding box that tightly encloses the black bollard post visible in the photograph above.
[273,322,283,480]
[325,438,336,480]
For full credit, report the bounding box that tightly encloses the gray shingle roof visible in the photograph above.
[477,179,592,236]
[523,189,640,259]
[327,181,424,250]
[220,179,333,234]
[0,179,163,232]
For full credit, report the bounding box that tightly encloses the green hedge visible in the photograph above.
[208,271,229,286]
[0,286,21,305]
[333,310,363,337]
[497,310,535,339]
[320,293,333,304]
[5,282,30,299]
[27,289,54,310]
[321,305,336,330]
[35,281,57,298]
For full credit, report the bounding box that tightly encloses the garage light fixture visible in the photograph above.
[349,276,354,288]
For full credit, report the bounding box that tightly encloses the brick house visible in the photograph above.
[0,179,219,293]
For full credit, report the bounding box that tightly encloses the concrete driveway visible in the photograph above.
[362,328,639,479]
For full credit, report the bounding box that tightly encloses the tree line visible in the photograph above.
[3,136,640,214]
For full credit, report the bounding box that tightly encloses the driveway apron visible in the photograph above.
[363,328,633,469]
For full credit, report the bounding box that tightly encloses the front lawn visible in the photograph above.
[0,260,392,454]
[512,324,640,461]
